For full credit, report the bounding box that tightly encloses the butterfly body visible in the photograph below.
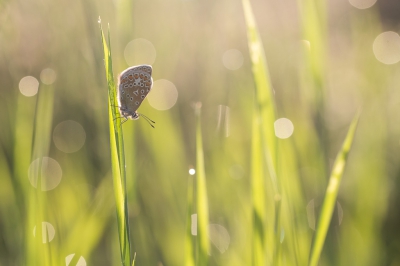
[117,65,153,121]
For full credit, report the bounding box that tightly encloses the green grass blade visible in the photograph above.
[298,0,327,98]
[242,0,277,183]
[251,107,266,265]
[195,103,210,265]
[308,112,360,266]
[185,174,195,266]
[13,91,37,265]
[99,20,131,266]
[26,80,56,266]
[242,0,280,264]
[297,0,329,174]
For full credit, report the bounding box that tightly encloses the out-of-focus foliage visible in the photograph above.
[1,0,399,265]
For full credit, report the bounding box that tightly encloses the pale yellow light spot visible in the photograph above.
[147,79,178,111]
[349,0,377,9]
[40,68,57,85]
[274,118,294,139]
[19,76,39,97]
[28,157,62,191]
[53,120,86,153]
[222,49,244,70]
[208,224,230,253]
[124,38,156,66]
[373,31,400,65]
[33,222,55,243]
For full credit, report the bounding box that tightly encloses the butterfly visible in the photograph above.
[117,65,155,127]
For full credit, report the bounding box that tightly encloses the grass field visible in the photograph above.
[1,0,399,265]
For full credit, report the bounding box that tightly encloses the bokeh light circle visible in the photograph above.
[189,168,196,175]
[147,79,178,110]
[28,157,62,191]
[307,199,343,230]
[274,118,294,139]
[40,68,57,85]
[349,0,377,9]
[19,76,39,97]
[124,38,156,66]
[33,222,55,243]
[65,253,87,266]
[373,31,400,65]
[53,120,86,153]
[208,224,230,253]
[66,254,87,266]
[222,49,244,70]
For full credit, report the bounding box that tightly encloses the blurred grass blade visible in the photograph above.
[26,80,56,266]
[99,20,131,266]
[308,112,360,266]
[251,108,266,265]
[242,0,280,264]
[195,103,210,265]
[185,174,195,266]
[242,0,277,183]
[298,0,329,174]
[298,0,327,104]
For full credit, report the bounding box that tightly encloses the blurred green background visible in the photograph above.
[1,0,400,265]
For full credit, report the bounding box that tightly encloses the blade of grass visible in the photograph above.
[297,0,329,177]
[298,0,327,101]
[242,0,277,181]
[251,107,266,265]
[26,80,56,266]
[194,103,210,265]
[185,174,195,266]
[13,91,36,265]
[242,0,280,264]
[308,112,360,266]
[99,19,132,266]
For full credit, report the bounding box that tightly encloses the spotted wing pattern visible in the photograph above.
[118,65,153,119]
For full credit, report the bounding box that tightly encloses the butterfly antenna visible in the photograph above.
[138,113,155,128]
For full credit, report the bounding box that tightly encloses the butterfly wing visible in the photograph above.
[118,65,153,118]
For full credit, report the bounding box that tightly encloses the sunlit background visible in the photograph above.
[1,0,400,265]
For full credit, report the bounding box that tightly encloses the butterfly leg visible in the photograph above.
[113,116,122,121]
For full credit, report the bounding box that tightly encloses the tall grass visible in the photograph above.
[242,1,360,266]
[26,80,56,266]
[309,112,360,266]
[0,0,395,265]
[242,0,279,264]
[194,103,210,265]
[99,21,132,266]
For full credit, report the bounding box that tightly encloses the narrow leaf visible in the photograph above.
[99,20,131,266]
[195,103,210,265]
[308,112,360,266]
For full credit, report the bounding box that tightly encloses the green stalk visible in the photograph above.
[99,21,132,266]
[308,112,360,266]
[26,80,55,266]
[242,0,278,180]
[13,91,36,265]
[251,105,266,265]
[194,103,210,265]
[242,0,280,263]
[185,174,195,266]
